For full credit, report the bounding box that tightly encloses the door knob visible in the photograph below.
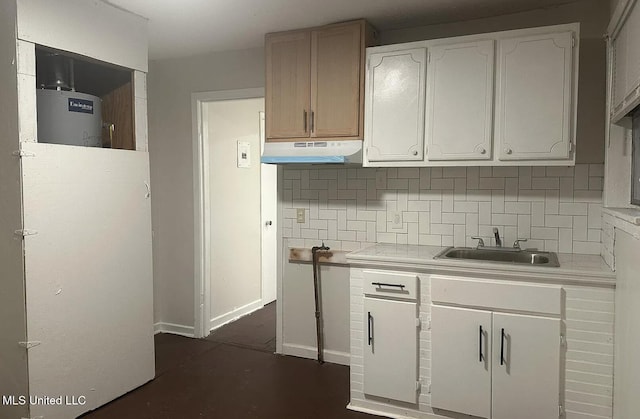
[504,148,513,155]
[478,147,486,154]
[265,221,272,226]
[412,150,419,156]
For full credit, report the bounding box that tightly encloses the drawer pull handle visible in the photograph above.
[479,325,484,362]
[371,282,405,289]
[500,328,506,366]
[367,312,373,346]
[303,110,308,133]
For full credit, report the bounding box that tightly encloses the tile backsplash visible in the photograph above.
[282,164,604,255]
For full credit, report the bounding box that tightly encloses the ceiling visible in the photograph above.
[103,0,585,60]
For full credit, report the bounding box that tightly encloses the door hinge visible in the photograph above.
[14,229,38,237]
[569,141,574,153]
[559,403,565,417]
[571,37,575,48]
[427,51,430,63]
[560,334,566,347]
[12,150,36,158]
[18,341,41,349]
[416,317,421,328]
[416,381,422,391]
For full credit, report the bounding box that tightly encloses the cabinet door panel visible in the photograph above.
[496,31,574,160]
[492,313,561,419]
[365,48,426,163]
[265,31,311,139]
[613,23,628,115]
[431,305,492,418]
[312,22,362,138]
[426,40,494,160]
[625,2,640,103]
[363,297,418,403]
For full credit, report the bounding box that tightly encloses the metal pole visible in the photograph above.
[311,242,330,364]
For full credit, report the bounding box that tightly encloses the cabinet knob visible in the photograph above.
[478,147,486,155]
[413,150,418,156]
[504,148,513,155]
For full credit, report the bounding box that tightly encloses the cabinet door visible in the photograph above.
[492,313,561,419]
[431,305,492,418]
[265,31,311,140]
[364,48,427,163]
[311,22,362,138]
[363,297,418,403]
[613,22,629,115]
[624,2,640,106]
[495,31,574,160]
[426,40,494,160]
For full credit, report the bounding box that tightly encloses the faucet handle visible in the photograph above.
[471,237,485,248]
[513,238,528,249]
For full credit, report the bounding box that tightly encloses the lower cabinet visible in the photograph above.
[362,270,419,404]
[431,304,562,419]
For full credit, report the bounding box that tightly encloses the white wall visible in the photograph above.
[0,2,29,418]
[148,47,264,328]
[207,98,264,326]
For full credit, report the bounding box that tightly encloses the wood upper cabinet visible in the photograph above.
[364,46,427,164]
[495,31,575,161]
[426,39,494,161]
[265,20,371,141]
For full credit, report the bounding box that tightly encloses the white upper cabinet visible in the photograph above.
[611,0,640,121]
[364,46,427,165]
[363,23,579,167]
[426,40,494,161]
[495,31,575,161]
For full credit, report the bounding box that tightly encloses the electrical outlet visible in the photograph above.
[296,208,306,224]
[391,211,402,228]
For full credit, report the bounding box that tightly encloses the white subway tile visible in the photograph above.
[589,177,604,191]
[479,202,492,224]
[408,200,430,211]
[419,168,430,189]
[431,201,442,223]
[492,190,505,213]
[347,168,359,179]
[442,212,466,224]
[454,225,466,247]
[518,215,531,239]
[559,202,588,216]
[573,241,602,254]
[443,167,467,178]
[387,178,409,189]
[559,228,573,253]
[588,204,602,229]
[318,230,328,240]
[347,200,357,219]
[357,168,377,179]
[409,179,420,195]
[377,232,396,243]
[545,215,573,228]
[492,213,518,226]
[454,178,467,196]
[284,170,301,180]
[532,167,546,176]
[317,169,337,180]
[532,177,560,189]
[518,189,546,202]
[387,221,408,233]
[338,210,347,230]
[466,213,479,237]
[375,169,387,189]
[431,168,442,178]
[356,210,377,221]
[376,211,386,233]
[505,201,531,214]
[347,220,367,231]
[546,166,574,177]
[466,190,493,202]
[455,201,479,213]
[337,170,347,189]
[519,167,532,190]
[479,167,492,177]
[505,178,519,200]
[328,220,337,240]
[573,216,588,241]
[574,164,589,190]
[419,212,430,234]
[337,190,357,200]
[397,191,409,211]
[398,168,420,178]
[479,177,505,189]
[559,177,574,202]
[573,190,602,203]
[408,223,419,245]
[442,235,454,246]
[588,229,601,242]
[431,223,454,235]
[420,189,442,201]
[310,219,328,230]
[301,229,319,239]
[431,178,454,189]
[367,222,376,242]
[589,164,605,177]
[301,190,318,200]
[338,230,357,241]
[493,167,519,177]
[387,168,398,179]
[531,227,559,240]
[544,240,559,252]
[442,191,454,212]
[404,212,419,223]
[347,179,367,190]
[419,234,441,246]
[545,190,559,214]
[467,167,479,189]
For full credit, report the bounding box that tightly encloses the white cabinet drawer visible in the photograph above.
[363,270,418,300]
[431,275,561,315]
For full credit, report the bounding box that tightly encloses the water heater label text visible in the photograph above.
[68,98,94,114]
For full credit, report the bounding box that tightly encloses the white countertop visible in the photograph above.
[347,244,615,285]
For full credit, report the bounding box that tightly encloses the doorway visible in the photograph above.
[192,88,277,339]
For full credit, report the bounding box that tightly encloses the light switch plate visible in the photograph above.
[296,208,305,224]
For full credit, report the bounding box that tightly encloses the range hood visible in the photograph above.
[261,140,362,164]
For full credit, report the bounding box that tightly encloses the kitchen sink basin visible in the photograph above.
[434,247,560,267]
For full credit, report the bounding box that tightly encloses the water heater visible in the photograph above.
[36,90,102,147]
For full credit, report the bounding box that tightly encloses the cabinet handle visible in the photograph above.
[367,312,373,346]
[413,150,419,156]
[478,147,486,155]
[479,325,484,362]
[500,328,506,366]
[371,282,405,289]
[311,111,315,133]
[303,110,308,133]
[504,148,513,155]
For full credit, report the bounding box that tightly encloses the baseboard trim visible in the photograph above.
[347,401,441,419]
[209,299,264,332]
[282,343,350,366]
[154,322,195,338]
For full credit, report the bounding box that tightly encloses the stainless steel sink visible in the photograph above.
[434,247,560,267]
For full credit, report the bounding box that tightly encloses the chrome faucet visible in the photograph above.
[493,227,502,247]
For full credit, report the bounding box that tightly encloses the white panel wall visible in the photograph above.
[0,2,29,419]
[21,143,155,419]
[16,0,148,71]
[207,98,264,326]
[283,164,604,254]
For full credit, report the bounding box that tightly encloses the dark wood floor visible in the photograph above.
[82,303,372,418]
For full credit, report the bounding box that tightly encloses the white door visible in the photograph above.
[426,39,494,161]
[431,305,492,418]
[364,47,427,164]
[21,143,154,419]
[492,313,561,419]
[260,111,277,304]
[363,297,418,403]
[495,31,574,160]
